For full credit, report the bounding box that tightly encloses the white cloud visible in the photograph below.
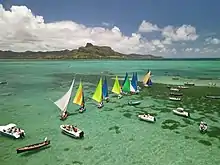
[138,20,160,33]
[0,4,216,57]
[205,37,220,45]
[162,25,198,42]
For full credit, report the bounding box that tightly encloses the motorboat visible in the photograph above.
[172,77,179,80]
[170,88,180,92]
[170,92,183,96]
[199,122,208,133]
[0,123,25,139]
[169,97,181,101]
[177,86,189,89]
[205,95,220,99]
[138,114,156,123]
[16,137,50,154]
[184,82,195,86]
[0,81,7,85]
[173,108,189,117]
[128,100,141,106]
[60,125,84,138]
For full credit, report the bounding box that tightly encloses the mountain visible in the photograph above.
[0,43,163,60]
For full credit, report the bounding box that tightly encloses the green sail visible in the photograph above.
[122,76,130,92]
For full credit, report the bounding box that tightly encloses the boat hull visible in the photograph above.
[0,124,25,139]
[128,101,141,106]
[173,110,189,117]
[16,140,50,154]
[169,97,181,101]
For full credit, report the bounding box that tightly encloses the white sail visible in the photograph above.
[54,79,75,112]
[130,82,136,92]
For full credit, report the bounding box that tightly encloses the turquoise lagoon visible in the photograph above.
[0,60,220,165]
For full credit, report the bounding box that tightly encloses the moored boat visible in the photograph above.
[170,88,180,92]
[60,125,84,138]
[0,81,7,85]
[128,100,141,106]
[16,137,50,154]
[138,114,156,122]
[173,107,189,117]
[177,86,189,89]
[205,95,220,99]
[169,97,181,101]
[199,121,208,133]
[0,123,25,139]
[170,92,183,96]
[184,82,195,86]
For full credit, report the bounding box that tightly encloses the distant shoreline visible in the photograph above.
[0,58,219,61]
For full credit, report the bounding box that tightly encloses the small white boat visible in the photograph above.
[177,86,189,89]
[138,114,156,122]
[199,122,208,133]
[169,97,181,101]
[128,100,141,106]
[0,123,25,139]
[184,82,195,86]
[170,88,180,92]
[173,108,189,117]
[60,125,84,138]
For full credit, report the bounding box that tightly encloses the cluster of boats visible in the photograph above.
[0,71,210,154]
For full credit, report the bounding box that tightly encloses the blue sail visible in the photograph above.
[131,73,138,91]
[134,72,138,83]
[122,72,128,86]
[147,78,153,86]
[102,77,108,98]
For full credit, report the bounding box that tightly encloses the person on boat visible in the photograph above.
[72,125,78,132]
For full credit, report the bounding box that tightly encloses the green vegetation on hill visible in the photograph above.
[0,43,163,60]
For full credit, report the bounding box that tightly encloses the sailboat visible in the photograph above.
[112,76,122,99]
[92,78,104,109]
[134,72,141,90]
[73,81,86,113]
[130,73,139,94]
[122,72,128,87]
[142,71,153,87]
[102,76,109,102]
[122,75,131,95]
[54,78,75,120]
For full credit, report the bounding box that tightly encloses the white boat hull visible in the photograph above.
[0,124,25,139]
[169,97,181,101]
[170,88,180,92]
[60,125,84,138]
[138,115,156,122]
[173,110,189,117]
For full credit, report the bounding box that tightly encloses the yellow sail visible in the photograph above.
[92,78,103,103]
[142,71,151,84]
[111,76,121,95]
[73,81,83,106]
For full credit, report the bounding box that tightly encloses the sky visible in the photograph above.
[0,0,220,58]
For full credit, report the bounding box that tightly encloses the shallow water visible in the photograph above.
[0,60,220,165]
